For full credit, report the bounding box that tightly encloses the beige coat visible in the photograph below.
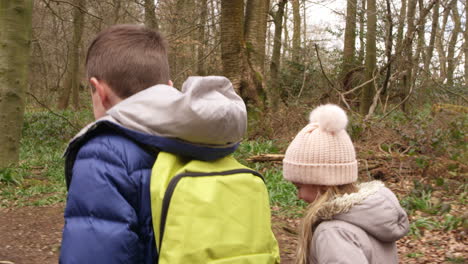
[310,181,409,264]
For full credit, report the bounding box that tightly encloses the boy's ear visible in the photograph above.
[90,77,112,109]
[168,80,173,87]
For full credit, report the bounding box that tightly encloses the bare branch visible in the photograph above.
[26,92,80,131]
[48,0,102,20]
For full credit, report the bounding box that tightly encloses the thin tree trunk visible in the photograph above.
[342,0,357,85]
[197,0,207,75]
[413,0,426,82]
[282,3,289,62]
[402,0,417,112]
[358,0,366,63]
[382,0,393,96]
[436,2,451,81]
[58,0,86,110]
[144,0,158,30]
[292,0,301,62]
[168,0,188,84]
[269,0,288,107]
[395,0,407,57]
[465,0,468,87]
[424,0,439,74]
[0,0,33,167]
[112,0,121,24]
[360,0,376,115]
[260,0,270,72]
[446,0,461,87]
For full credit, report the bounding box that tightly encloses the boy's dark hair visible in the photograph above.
[86,24,170,98]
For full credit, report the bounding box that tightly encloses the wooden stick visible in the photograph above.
[246,154,285,162]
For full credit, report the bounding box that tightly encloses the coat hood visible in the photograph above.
[107,75,247,146]
[316,181,409,242]
[71,76,246,147]
[65,76,247,162]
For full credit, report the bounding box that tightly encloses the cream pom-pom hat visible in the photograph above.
[283,104,358,185]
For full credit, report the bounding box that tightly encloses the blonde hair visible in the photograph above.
[295,183,359,264]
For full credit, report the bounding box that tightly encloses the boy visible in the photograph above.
[60,24,264,263]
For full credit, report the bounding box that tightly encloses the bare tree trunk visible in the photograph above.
[0,0,33,168]
[144,0,159,30]
[465,0,468,87]
[436,2,451,81]
[197,0,207,75]
[401,0,417,112]
[424,0,439,74]
[382,0,393,96]
[413,0,426,82]
[446,0,461,87]
[58,0,86,110]
[220,0,244,93]
[360,0,376,115]
[342,0,357,86]
[269,0,288,107]
[292,0,301,62]
[260,0,270,72]
[358,0,366,63]
[282,3,289,62]
[112,0,122,24]
[244,0,269,105]
[395,0,407,57]
[168,0,188,85]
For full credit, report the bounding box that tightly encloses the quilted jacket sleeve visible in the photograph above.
[60,137,143,264]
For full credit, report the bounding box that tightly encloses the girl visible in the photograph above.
[283,104,409,264]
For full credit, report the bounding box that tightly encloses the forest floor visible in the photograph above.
[1,170,466,264]
[0,107,467,263]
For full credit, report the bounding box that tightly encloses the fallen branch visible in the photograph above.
[247,154,285,162]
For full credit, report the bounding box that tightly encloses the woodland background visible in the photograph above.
[0,0,467,263]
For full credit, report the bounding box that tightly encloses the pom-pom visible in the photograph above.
[309,104,348,133]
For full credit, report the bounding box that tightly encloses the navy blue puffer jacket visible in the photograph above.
[60,77,247,264]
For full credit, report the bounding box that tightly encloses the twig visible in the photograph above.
[365,71,400,121]
[297,57,309,100]
[343,76,376,96]
[47,0,102,20]
[419,67,468,103]
[358,159,372,181]
[26,92,80,131]
[383,94,390,112]
[314,44,335,90]
[314,44,354,109]
[173,41,221,81]
[364,70,383,121]
[377,83,415,121]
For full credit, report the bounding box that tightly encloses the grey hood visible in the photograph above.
[72,76,247,147]
[316,181,409,242]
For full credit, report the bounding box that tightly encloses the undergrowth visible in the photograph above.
[0,109,93,207]
[1,105,466,232]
